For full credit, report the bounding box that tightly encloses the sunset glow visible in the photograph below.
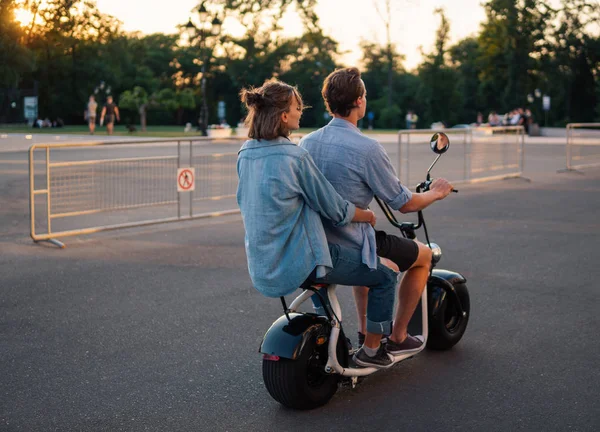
[13,8,35,27]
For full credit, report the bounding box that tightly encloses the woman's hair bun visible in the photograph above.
[241,89,265,108]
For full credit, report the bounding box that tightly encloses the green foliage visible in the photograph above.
[449,37,483,123]
[3,0,600,128]
[416,9,463,127]
[378,104,403,129]
[478,0,552,111]
[119,86,148,112]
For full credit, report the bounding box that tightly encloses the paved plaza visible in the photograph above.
[1,133,599,431]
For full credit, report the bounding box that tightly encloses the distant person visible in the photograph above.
[100,96,120,135]
[367,111,374,130]
[405,110,412,129]
[510,108,523,126]
[488,111,500,127]
[86,95,97,134]
[476,112,483,126]
[410,111,418,129]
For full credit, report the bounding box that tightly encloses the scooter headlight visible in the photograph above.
[429,243,442,264]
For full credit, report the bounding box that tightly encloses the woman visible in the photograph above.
[236,79,399,368]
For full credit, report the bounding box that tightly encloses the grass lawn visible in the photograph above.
[0,124,208,137]
[0,124,401,137]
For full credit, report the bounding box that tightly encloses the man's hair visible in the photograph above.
[321,67,364,117]
[240,79,303,140]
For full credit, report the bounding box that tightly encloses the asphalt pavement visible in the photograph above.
[1,133,599,431]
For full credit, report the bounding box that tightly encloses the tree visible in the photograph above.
[360,40,412,129]
[279,30,340,126]
[449,37,483,123]
[119,86,194,130]
[373,0,397,108]
[15,0,123,121]
[542,0,600,123]
[0,0,33,88]
[478,0,552,112]
[416,8,462,127]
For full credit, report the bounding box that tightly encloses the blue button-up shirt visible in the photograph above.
[237,137,356,298]
[300,118,412,270]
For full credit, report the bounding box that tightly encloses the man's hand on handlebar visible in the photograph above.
[430,178,454,199]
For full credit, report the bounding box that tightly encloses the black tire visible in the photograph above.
[427,282,470,350]
[262,332,339,410]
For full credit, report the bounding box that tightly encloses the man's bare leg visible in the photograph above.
[389,243,431,343]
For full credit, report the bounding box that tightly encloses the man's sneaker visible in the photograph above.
[386,334,423,356]
[353,345,394,369]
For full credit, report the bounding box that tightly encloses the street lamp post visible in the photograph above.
[185,3,222,136]
[527,88,549,127]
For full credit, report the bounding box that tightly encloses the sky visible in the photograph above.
[95,0,488,70]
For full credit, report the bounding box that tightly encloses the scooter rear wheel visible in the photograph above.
[262,333,338,410]
[427,282,470,350]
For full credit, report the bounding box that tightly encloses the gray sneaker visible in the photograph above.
[353,345,394,369]
[386,335,423,356]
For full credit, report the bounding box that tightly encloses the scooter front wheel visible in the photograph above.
[427,282,470,350]
[262,333,338,410]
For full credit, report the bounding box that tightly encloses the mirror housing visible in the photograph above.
[430,132,450,154]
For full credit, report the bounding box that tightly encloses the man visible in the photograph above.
[405,110,412,129]
[300,67,453,360]
[410,111,419,129]
[86,95,97,135]
[100,95,120,135]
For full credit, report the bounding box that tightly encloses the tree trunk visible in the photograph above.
[139,104,147,132]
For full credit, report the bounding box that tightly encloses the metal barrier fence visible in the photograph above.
[397,126,525,187]
[29,137,245,247]
[566,123,600,170]
[29,130,522,247]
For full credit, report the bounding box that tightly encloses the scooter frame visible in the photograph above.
[284,280,428,378]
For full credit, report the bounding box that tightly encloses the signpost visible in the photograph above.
[23,96,38,126]
[218,101,226,123]
[177,168,195,192]
[543,95,551,126]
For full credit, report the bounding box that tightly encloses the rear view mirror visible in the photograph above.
[430,132,450,154]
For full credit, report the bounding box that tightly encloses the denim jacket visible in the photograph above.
[237,137,356,298]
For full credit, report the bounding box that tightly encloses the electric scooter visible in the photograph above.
[259,132,470,410]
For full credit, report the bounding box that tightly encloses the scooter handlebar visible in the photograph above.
[419,179,458,193]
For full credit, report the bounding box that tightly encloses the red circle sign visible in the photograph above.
[178,169,194,191]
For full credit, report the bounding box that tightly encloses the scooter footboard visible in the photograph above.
[259,313,330,360]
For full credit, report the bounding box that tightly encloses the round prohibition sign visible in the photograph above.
[177,168,195,192]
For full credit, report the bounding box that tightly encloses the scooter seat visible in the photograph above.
[299,279,329,291]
